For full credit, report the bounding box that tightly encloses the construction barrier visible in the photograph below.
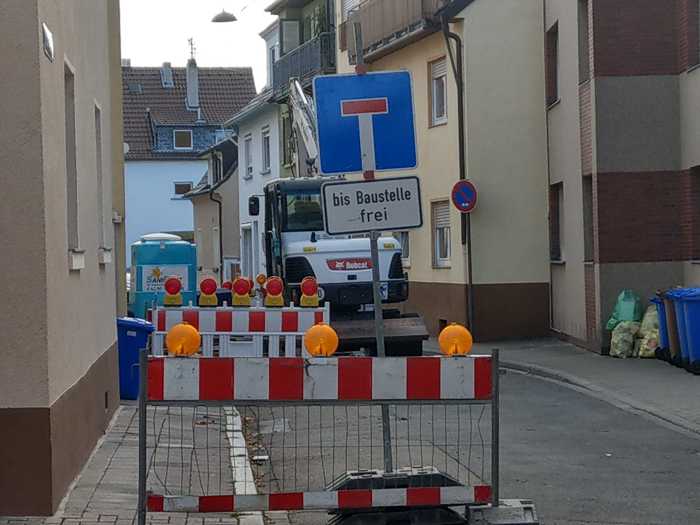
[137,350,500,522]
[149,303,330,357]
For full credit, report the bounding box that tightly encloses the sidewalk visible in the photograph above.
[425,337,700,436]
[0,405,282,525]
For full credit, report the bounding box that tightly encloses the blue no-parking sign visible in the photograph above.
[452,180,478,214]
[313,71,417,175]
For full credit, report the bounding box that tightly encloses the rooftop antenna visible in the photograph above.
[188,37,197,60]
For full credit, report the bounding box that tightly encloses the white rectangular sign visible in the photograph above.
[140,265,189,292]
[321,176,423,235]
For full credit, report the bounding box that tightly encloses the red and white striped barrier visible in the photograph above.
[147,356,493,402]
[149,304,330,357]
[147,485,493,512]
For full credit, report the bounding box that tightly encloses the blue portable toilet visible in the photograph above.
[128,233,197,319]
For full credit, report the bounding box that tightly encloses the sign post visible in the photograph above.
[315,33,421,473]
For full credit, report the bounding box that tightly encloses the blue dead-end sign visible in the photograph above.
[452,180,478,213]
[313,71,417,175]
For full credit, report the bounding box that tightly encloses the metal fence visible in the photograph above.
[138,352,499,520]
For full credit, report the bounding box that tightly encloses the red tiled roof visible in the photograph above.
[123,65,256,161]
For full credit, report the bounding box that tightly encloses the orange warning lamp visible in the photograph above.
[166,323,201,356]
[264,276,285,307]
[439,323,474,356]
[300,276,319,308]
[256,273,267,286]
[232,277,252,307]
[304,323,339,357]
[163,277,183,306]
[199,278,218,307]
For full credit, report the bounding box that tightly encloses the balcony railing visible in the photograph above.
[343,0,443,61]
[273,31,336,100]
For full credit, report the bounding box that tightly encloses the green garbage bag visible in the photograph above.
[606,289,643,331]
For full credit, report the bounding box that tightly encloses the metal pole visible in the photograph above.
[137,348,147,525]
[370,230,393,473]
[491,348,500,507]
[441,17,475,335]
[354,20,392,474]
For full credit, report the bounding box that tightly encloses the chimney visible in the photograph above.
[160,61,174,88]
[186,58,200,110]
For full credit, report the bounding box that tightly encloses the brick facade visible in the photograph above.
[592,0,680,76]
[679,0,700,70]
[596,171,685,263]
[680,168,700,260]
[579,82,592,175]
[584,263,597,346]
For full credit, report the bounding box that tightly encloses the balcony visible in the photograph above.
[342,0,443,62]
[272,31,336,101]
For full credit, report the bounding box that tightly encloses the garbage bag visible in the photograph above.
[606,290,644,331]
[638,329,660,358]
[639,305,659,337]
[610,321,641,358]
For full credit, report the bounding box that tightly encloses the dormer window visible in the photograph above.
[173,129,193,150]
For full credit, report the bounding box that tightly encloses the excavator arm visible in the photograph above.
[288,78,319,176]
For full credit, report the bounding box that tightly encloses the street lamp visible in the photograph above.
[211,9,237,23]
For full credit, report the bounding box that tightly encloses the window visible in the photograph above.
[583,177,593,262]
[95,104,106,250]
[65,63,79,252]
[430,58,448,126]
[267,45,278,87]
[341,0,361,20]
[261,127,271,173]
[283,191,324,232]
[550,183,564,261]
[244,135,253,179]
[393,231,410,263]
[224,258,242,281]
[174,182,193,196]
[432,201,451,268]
[173,129,193,150]
[546,23,559,106]
[578,1,590,83]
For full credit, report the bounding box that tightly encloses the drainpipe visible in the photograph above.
[441,14,475,335]
[209,153,224,279]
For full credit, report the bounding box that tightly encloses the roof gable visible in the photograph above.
[123,66,256,161]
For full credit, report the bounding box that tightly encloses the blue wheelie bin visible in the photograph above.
[117,317,155,400]
[650,296,669,353]
[681,289,700,374]
[666,289,691,368]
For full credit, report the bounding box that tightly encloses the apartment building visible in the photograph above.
[0,0,124,514]
[336,0,550,339]
[546,0,700,351]
[122,60,255,267]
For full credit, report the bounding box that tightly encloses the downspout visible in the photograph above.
[441,14,475,334]
[209,152,224,279]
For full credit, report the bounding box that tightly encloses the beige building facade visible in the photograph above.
[336,0,550,339]
[0,0,124,514]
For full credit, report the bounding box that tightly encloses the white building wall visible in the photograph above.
[236,104,281,277]
[124,160,206,266]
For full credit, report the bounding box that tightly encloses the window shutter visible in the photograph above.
[281,19,300,55]
[431,58,447,79]
[433,201,450,228]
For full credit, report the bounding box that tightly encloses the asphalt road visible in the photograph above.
[265,370,700,525]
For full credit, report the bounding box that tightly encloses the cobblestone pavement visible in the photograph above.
[0,406,289,525]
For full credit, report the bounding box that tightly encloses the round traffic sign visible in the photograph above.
[451,180,478,213]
